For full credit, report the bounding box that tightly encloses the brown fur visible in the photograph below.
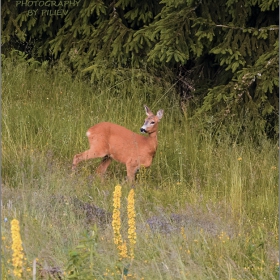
[72,105,164,182]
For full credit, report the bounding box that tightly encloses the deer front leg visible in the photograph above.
[126,163,140,183]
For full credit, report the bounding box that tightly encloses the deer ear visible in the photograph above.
[144,105,152,116]
[156,109,164,120]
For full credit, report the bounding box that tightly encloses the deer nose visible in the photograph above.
[140,127,147,133]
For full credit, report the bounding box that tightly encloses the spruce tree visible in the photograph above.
[1,0,278,138]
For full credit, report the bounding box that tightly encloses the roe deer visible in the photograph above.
[72,105,164,183]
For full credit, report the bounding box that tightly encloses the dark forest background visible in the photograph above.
[2,0,279,140]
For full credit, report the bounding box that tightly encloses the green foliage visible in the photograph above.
[1,0,279,137]
[195,40,278,139]
[3,0,278,68]
[66,230,99,279]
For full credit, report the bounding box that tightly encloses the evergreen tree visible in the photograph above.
[1,0,278,138]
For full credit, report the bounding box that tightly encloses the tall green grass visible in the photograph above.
[1,58,278,279]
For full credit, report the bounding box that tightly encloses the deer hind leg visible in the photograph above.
[72,149,99,171]
[72,136,109,171]
[96,156,112,179]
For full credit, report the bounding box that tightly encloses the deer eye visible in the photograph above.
[151,121,155,124]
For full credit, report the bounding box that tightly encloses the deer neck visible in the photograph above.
[147,131,158,147]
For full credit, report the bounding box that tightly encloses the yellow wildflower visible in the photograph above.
[112,185,122,247]
[180,227,187,239]
[113,185,122,210]
[11,219,24,278]
[127,189,136,259]
[112,185,137,260]
[112,185,128,259]
[118,241,128,259]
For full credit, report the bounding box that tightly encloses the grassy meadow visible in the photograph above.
[1,59,279,279]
